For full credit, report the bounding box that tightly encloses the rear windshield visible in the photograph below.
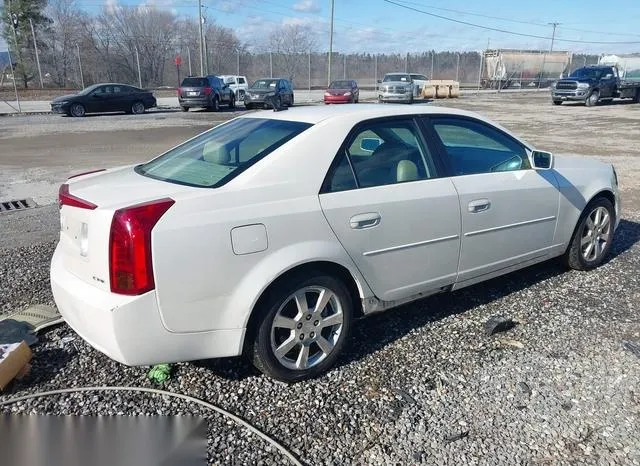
[181,77,208,87]
[136,118,312,188]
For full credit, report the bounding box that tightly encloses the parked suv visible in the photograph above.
[244,78,294,109]
[178,75,235,112]
[219,75,249,101]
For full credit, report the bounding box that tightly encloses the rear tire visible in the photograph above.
[180,106,189,112]
[211,96,220,112]
[552,100,562,106]
[563,197,615,271]
[229,95,235,109]
[585,90,600,107]
[131,101,145,115]
[249,273,353,383]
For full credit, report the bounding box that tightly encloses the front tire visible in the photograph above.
[250,274,353,383]
[552,100,562,106]
[586,90,600,107]
[70,103,86,117]
[563,197,615,271]
[180,106,189,112]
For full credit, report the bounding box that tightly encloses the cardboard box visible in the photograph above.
[0,341,33,391]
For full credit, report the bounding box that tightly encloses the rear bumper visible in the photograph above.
[178,97,211,107]
[50,246,245,365]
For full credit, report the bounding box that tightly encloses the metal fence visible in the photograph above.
[0,46,610,92]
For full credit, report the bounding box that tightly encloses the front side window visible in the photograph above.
[136,118,312,188]
[324,118,437,192]
[430,117,530,175]
[238,77,246,84]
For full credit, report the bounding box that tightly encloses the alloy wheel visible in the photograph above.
[580,206,611,262]
[270,286,344,371]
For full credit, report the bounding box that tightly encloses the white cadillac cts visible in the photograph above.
[51,104,620,382]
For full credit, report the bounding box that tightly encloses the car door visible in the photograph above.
[110,85,131,112]
[319,117,461,302]
[424,115,560,286]
[600,68,617,98]
[86,85,108,113]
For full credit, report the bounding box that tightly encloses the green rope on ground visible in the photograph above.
[147,364,171,383]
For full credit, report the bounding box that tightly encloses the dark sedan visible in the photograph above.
[244,78,294,109]
[324,80,359,104]
[50,83,157,117]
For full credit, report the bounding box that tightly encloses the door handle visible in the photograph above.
[350,213,381,229]
[468,199,491,213]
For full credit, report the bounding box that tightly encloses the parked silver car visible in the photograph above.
[378,73,416,103]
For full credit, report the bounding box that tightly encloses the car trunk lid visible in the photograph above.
[57,166,194,292]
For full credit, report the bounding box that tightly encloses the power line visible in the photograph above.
[392,0,640,39]
[383,0,640,45]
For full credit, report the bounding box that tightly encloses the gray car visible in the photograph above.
[378,73,416,103]
[244,78,294,109]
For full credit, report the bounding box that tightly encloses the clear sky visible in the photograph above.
[2,0,640,54]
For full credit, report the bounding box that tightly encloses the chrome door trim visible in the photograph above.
[363,234,460,257]
[465,216,557,238]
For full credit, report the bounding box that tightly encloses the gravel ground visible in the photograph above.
[1,204,639,465]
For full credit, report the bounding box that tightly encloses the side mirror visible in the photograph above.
[376,79,382,83]
[604,74,613,80]
[360,137,382,153]
[532,150,553,170]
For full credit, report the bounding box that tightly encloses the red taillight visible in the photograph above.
[68,169,105,180]
[177,87,182,96]
[203,87,212,95]
[58,184,97,210]
[109,198,175,295]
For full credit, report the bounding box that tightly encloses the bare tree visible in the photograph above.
[267,23,316,85]
[42,0,87,87]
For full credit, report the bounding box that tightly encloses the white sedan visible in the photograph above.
[51,104,620,382]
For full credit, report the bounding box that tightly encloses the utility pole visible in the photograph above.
[456,52,460,82]
[430,51,434,79]
[308,51,311,91]
[135,47,142,88]
[198,0,204,75]
[269,52,273,78]
[548,22,560,53]
[76,43,84,88]
[237,50,240,75]
[6,48,21,112]
[29,19,43,88]
[187,47,192,75]
[327,0,335,86]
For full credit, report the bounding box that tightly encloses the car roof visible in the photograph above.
[242,103,487,125]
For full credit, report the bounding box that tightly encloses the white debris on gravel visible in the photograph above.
[1,202,639,465]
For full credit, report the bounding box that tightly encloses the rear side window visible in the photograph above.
[238,77,246,84]
[181,77,207,87]
[136,118,312,188]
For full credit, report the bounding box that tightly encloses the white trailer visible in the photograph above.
[482,49,572,89]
